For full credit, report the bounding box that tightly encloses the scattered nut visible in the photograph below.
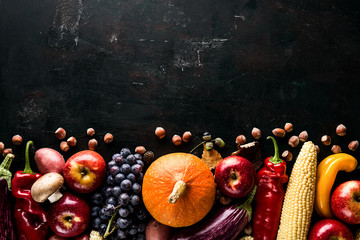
[87,128,95,137]
[203,132,212,141]
[272,128,286,138]
[348,140,359,151]
[281,150,293,161]
[67,136,77,147]
[251,127,262,140]
[172,135,182,146]
[12,135,23,145]
[143,151,155,165]
[0,142,4,155]
[235,135,246,145]
[182,131,192,142]
[55,127,66,140]
[244,224,252,236]
[288,136,299,148]
[331,145,342,154]
[2,148,12,157]
[135,146,146,155]
[336,124,347,136]
[219,195,232,205]
[104,133,114,144]
[321,135,331,146]
[60,141,70,152]
[299,131,308,142]
[88,139,98,150]
[284,123,294,133]
[155,127,166,139]
[315,145,320,154]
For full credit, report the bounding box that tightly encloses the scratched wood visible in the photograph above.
[0,0,360,190]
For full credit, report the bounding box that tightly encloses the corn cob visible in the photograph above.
[276,141,317,240]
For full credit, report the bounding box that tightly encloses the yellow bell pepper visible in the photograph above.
[315,153,358,218]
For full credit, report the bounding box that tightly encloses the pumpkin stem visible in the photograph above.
[168,180,187,204]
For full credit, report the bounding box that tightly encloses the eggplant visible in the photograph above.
[170,187,256,240]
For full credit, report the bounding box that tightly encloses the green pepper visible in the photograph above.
[0,153,15,190]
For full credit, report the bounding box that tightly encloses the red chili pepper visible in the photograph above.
[11,141,48,240]
[252,136,288,240]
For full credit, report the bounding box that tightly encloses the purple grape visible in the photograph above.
[118,193,130,206]
[109,165,121,177]
[132,182,142,194]
[131,164,142,175]
[106,175,115,185]
[112,186,122,197]
[120,164,131,175]
[134,153,142,160]
[92,217,101,229]
[105,197,117,206]
[120,179,132,191]
[115,173,126,184]
[117,229,127,239]
[128,224,138,235]
[127,173,136,183]
[118,207,129,218]
[120,148,131,158]
[137,172,144,183]
[91,192,103,205]
[138,223,146,233]
[130,194,140,206]
[112,153,121,160]
[116,218,130,229]
[107,160,117,169]
[125,154,136,165]
[103,204,115,216]
[136,160,144,168]
[114,155,125,166]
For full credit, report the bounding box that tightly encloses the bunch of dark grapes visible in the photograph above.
[91,148,148,240]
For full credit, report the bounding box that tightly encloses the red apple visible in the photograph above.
[48,235,69,240]
[74,233,90,240]
[215,155,256,198]
[63,150,106,193]
[331,180,360,224]
[308,219,353,240]
[47,192,90,238]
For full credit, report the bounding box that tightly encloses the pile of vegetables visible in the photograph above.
[1,123,360,240]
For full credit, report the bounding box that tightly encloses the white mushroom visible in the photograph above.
[31,172,64,203]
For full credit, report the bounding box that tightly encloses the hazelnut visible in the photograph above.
[87,128,95,137]
[235,135,246,145]
[88,139,98,150]
[0,142,4,155]
[244,224,252,236]
[155,127,166,139]
[288,136,299,148]
[60,141,70,152]
[55,127,66,140]
[66,136,77,147]
[12,135,23,145]
[104,133,114,144]
[135,146,146,155]
[251,127,262,140]
[299,131,308,142]
[219,195,232,205]
[348,140,359,151]
[321,135,331,146]
[2,148,12,157]
[172,135,182,146]
[315,145,320,154]
[182,131,192,143]
[272,128,286,138]
[336,124,347,136]
[281,150,293,161]
[143,151,155,165]
[331,145,342,154]
[284,122,294,133]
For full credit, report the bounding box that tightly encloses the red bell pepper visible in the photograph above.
[252,136,288,240]
[11,141,48,240]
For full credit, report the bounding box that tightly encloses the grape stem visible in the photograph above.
[104,205,121,238]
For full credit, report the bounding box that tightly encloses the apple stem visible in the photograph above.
[22,141,35,175]
[168,180,187,204]
[267,136,283,164]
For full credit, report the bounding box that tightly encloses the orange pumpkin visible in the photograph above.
[142,152,216,228]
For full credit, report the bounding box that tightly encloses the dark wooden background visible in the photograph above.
[1,0,360,224]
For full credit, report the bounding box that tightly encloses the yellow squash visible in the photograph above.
[315,153,358,218]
